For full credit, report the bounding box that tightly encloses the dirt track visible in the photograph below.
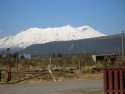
[0,79,103,94]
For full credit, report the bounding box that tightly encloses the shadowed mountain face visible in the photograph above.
[20,34,125,56]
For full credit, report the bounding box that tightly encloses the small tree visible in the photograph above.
[20,55,25,59]
[52,53,56,58]
[57,53,63,58]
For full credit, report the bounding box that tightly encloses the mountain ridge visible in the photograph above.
[0,25,105,49]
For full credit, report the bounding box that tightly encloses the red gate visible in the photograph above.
[103,68,125,94]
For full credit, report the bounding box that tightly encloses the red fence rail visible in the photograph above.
[103,68,125,94]
[0,70,1,82]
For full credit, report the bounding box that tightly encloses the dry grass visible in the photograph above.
[0,69,103,83]
[76,72,103,80]
[88,91,103,94]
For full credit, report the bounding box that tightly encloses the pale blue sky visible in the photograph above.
[0,0,125,37]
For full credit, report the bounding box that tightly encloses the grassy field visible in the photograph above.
[89,91,103,94]
[0,54,124,83]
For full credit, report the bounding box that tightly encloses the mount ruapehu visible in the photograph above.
[0,25,124,56]
[0,25,105,49]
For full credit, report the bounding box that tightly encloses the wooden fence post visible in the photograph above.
[0,70,1,82]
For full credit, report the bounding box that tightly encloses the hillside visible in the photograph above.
[20,34,125,56]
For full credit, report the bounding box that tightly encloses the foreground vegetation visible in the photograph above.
[0,54,125,83]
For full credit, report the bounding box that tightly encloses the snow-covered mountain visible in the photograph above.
[0,25,106,49]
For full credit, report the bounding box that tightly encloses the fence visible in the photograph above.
[0,70,12,82]
[103,68,125,94]
[0,70,1,82]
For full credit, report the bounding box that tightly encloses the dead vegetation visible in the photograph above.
[0,54,124,83]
